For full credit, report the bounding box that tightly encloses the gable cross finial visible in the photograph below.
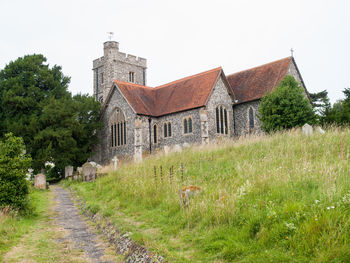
[107,32,114,41]
[290,48,294,57]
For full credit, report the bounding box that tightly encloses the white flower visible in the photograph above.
[45,161,55,168]
[315,200,320,204]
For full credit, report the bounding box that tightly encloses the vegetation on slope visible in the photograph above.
[66,128,350,262]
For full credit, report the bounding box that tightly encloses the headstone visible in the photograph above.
[183,142,190,148]
[302,123,313,136]
[65,166,73,178]
[315,126,325,134]
[77,167,83,181]
[112,156,119,171]
[34,173,46,189]
[173,144,182,153]
[82,162,96,181]
[164,146,170,155]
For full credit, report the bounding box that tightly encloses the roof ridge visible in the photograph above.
[154,67,222,89]
[227,57,292,77]
[114,80,154,89]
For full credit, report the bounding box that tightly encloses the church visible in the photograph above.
[91,40,308,164]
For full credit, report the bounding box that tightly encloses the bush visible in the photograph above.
[0,133,32,211]
[258,75,316,132]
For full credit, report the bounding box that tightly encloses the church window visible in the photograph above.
[249,107,254,130]
[164,122,172,138]
[99,96,103,103]
[101,72,104,84]
[216,106,229,135]
[153,124,158,144]
[164,123,168,137]
[129,72,135,83]
[183,117,193,134]
[110,108,126,147]
[168,122,172,137]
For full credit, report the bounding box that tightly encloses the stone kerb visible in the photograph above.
[34,173,46,189]
[82,162,96,182]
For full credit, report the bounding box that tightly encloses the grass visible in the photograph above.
[0,188,88,262]
[64,127,350,262]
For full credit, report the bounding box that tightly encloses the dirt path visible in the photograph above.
[52,185,120,263]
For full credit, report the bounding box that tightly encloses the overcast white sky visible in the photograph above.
[1,0,349,103]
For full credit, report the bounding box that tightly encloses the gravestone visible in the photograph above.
[164,146,170,155]
[183,142,190,148]
[112,156,119,171]
[315,126,325,134]
[173,144,182,153]
[302,123,313,136]
[34,173,46,189]
[82,162,96,181]
[77,167,83,181]
[65,166,73,178]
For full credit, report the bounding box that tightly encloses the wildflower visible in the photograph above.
[315,200,320,204]
[326,206,334,210]
[285,236,289,240]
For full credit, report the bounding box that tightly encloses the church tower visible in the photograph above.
[93,41,147,103]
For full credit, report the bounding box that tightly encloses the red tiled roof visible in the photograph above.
[227,57,292,104]
[111,67,223,117]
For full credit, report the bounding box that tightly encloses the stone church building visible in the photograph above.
[92,41,308,164]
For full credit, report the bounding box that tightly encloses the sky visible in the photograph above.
[0,0,349,103]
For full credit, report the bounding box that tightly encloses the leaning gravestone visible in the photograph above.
[315,126,325,134]
[65,166,73,179]
[34,173,46,189]
[302,123,313,136]
[82,162,96,182]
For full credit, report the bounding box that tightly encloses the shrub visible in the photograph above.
[258,75,316,132]
[0,133,32,211]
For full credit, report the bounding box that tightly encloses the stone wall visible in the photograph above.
[147,108,203,153]
[206,75,235,140]
[98,85,137,164]
[233,100,261,137]
[93,41,147,103]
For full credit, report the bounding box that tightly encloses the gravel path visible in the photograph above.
[52,185,114,263]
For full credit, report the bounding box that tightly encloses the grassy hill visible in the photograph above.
[66,127,350,262]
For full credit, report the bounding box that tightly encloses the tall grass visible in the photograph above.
[0,189,49,260]
[67,127,350,262]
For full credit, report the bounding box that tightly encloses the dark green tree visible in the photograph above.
[0,133,32,210]
[258,75,316,133]
[0,55,102,179]
[309,90,331,124]
[323,88,350,125]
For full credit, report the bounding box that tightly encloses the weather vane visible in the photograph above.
[107,32,114,41]
[290,48,294,57]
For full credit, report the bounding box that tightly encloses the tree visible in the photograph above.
[309,90,331,124]
[323,88,350,125]
[258,75,316,133]
[0,55,102,179]
[0,133,32,210]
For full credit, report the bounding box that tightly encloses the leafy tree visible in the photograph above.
[309,90,331,124]
[0,55,102,179]
[258,75,316,132]
[323,88,350,125]
[0,133,32,210]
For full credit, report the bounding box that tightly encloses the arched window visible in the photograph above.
[216,106,228,135]
[153,124,158,144]
[168,122,172,137]
[110,108,126,147]
[249,107,254,129]
[164,123,168,137]
[183,117,193,134]
[164,122,172,138]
